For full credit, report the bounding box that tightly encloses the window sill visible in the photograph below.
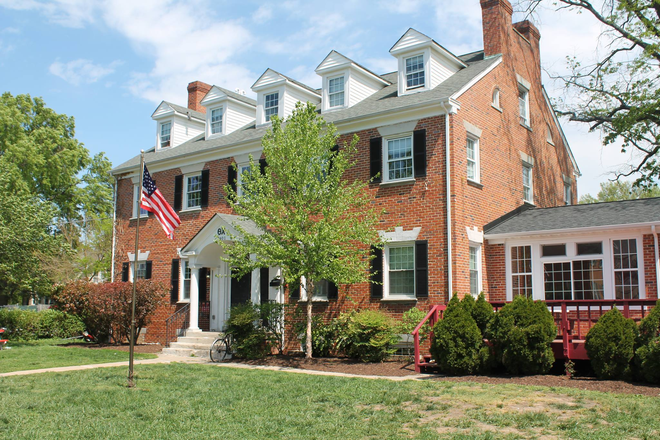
[467,179,483,189]
[380,178,416,187]
[179,207,202,214]
[298,298,329,303]
[520,122,532,132]
[177,299,190,304]
[491,104,502,113]
[129,216,149,221]
[523,200,535,207]
[381,296,417,303]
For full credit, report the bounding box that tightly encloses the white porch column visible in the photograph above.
[188,260,201,331]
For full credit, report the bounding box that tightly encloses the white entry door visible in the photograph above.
[209,263,230,332]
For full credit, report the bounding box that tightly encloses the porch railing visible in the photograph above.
[165,303,190,348]
[412,305,446,373]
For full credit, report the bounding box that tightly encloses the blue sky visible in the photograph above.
[0,0,638,196]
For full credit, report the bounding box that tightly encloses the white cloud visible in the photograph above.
[379,0,424,15]
[253,4,272,24]
[1,27,20,34]
[364,57,397,75]
[0,0,96,28]
[49,59,122,85]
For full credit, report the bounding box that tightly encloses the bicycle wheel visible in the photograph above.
[209,338,226,363]
[221,334,234,361]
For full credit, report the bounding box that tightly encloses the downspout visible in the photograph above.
[653,225,660,298]
[441,104,453,300]
[110,177,118,282]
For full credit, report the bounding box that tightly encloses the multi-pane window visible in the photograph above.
[572,260,604,300]
[522,164,533,203]
[564,183,572,205]
[182,261,191,300]
[469,246,480,296]
[519,87,529,126]
[387,136,413,181]
[544,262,572,300]
[613,239,639,299]
[388,246,415,296]
[511,245,533,298]
[405,55,425,89]
[264,92,279,122]
[211,108,223,134]
[135,261,147,280]
[186,174,202,209]
[467,137,479,182]
[133,185,148,218]
[328,76,344,108]
[160,122,171,148]
[237,163,251,197]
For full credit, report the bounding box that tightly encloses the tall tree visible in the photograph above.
[519,0,660,187]
[580,180,660,203]
[219,102,383,359]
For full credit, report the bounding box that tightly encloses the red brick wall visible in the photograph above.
[644,234,658,300]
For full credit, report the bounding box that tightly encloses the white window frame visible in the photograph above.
[546,124,554,145]
[382,133,415,184]
[466,135,480,183]
[564,182,572,205]
[180,260,191,302]
[182,173,202,211]
[132,184,148,219]
[264,92,279,122]
[492,88,501,109]
[236,162,251,198]
[383,243,416,300]
[522,163,533,204]
[210,106,224,136]
[612,238,641,300]
[128,259,148,283]
[518,85,530,127]
[469,244,482,296]
[404,54,425,90]
[327,75,345,109]
[159,121,172,149]
[299,277,329,302]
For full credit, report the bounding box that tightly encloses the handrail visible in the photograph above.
[413,305,446,373]
[165,303,190,348]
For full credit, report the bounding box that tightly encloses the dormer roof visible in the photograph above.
[251,68,320,97]
[200,86,257,108]
[390,28,467,70]
[315,50,391,86]
[151,101,206,122]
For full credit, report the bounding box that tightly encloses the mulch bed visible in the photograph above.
[227,354,660,397]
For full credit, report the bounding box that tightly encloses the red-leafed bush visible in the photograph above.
[52,280,166,344]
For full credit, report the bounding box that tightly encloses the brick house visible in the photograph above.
[111,0,658,348]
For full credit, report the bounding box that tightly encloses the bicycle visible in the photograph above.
[209,333,234,362]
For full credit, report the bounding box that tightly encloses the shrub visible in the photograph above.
[489,296,557,375]
[0,309,40,340]
[396,307,430,344]
[585,308,638,380]
[336,310,399,362]
[472,293,494,336]
[259,301,286,354]
[295,314,338,358]
[431,295,490,375]
[36,309,84,339]
[634,302,660,383]
[637,300,660,346]
[226,302,277,359]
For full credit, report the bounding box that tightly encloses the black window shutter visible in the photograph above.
[415,240,429,297]
[198,268,208,303]
[328,144,339,174]
[370,246,383,298]
[121,262,129,282]
[413,129,427,178]
[290,280,300,301]
[170,259,180,304]
[369,137,382,183]
[328,281,338,300]
[227,164,237,195]
[259,158,268,176]
[174,175,183,211]
[145,261,153,280]
[260,267,269,303]
[200,169,210,207]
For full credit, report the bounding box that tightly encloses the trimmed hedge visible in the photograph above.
[585,308,637,380]
[0,308,84,340]
[635,301,660,383]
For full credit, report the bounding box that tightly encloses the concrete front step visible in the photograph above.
[163,331,222,359]
[161,347,210,359]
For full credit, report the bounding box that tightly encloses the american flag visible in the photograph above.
[140,165,181,239]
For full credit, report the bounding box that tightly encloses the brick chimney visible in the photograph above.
[187,81,212,114]
[480,0,513,57]
[513,20,541,77]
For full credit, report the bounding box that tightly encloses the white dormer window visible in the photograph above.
[405,55,425,89]
[328,76,345,108]
[264,92,279,122]
[211,107,223,135]
[160,122,171,148]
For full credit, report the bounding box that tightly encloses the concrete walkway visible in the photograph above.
[0,353,429,382]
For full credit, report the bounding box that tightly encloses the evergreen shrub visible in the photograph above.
[585,308,637,380]
[634,301,660,383]
[295,314,337,358]
[336,309,399,362]
[489,295,557,375]
[0,308,84,340]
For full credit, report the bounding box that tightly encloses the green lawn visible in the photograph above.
[0,339,157,373]
[1,364,659,439]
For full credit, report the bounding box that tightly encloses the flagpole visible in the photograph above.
[128,150,145,388]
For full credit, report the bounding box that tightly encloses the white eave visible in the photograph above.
[251,68,320,98]
[389,28,467,70]
[542,87,581,177]
[315,50,390,86]
[200,86,256,110]
[151,101,205,122]
[485,221,660,243]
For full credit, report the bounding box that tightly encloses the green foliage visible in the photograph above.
[219,102,383,358]
[489,296,557,375]
[585,308,638,380]
[431,296,491,375]
[635,338,660,384]
[396,307,431,344]
[472,293,494,336]
[335,310,399,362]
[580,181,660,204]
[259,301,286,354]
[0,308,84,340]
[294,312,338,358]
[226,302,281,359]
[637,300,660,346]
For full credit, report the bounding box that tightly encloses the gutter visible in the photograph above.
[440,101,457,300]
[653,225,660,298]
[110,177,118,282]
[485,221,660,241]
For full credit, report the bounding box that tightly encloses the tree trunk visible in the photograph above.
[305,279,314,359]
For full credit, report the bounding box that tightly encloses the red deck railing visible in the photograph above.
[413,299,657,371]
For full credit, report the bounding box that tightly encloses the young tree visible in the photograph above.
[219,102,383,359]
[518,0,660,187]
[580,180,660,203]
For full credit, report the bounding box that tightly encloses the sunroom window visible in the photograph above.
[613,239,639,299]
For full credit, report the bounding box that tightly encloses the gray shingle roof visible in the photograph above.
[212,86,256,107]
[484,198,660,237]
[164,101,206,121]
[112,52,500,174]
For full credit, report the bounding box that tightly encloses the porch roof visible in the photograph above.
[180,213,263,255]
[484,197,660,239]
